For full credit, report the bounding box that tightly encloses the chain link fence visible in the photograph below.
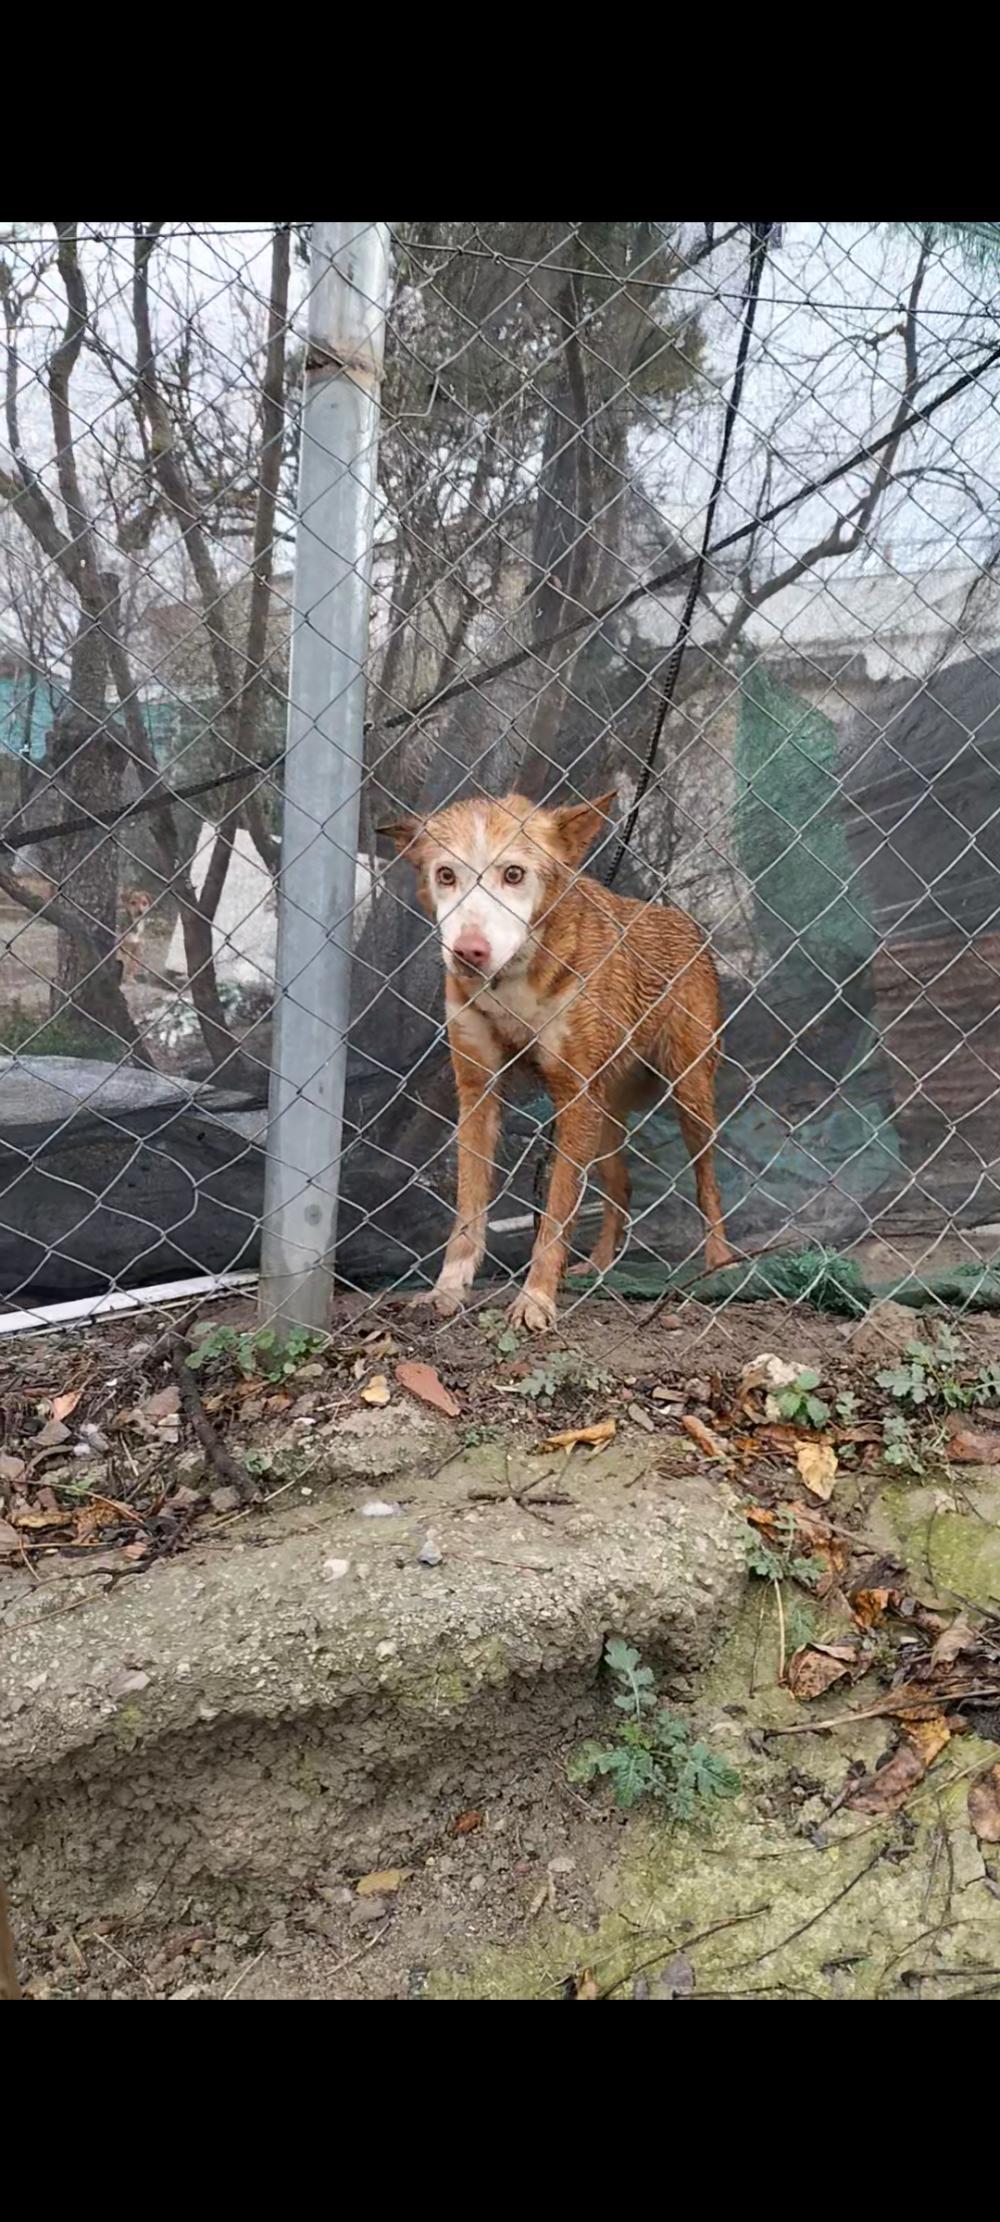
[3,220,1000,1354]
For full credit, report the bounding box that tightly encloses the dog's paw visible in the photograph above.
[430,1285,463,1319]
[508,1285,557,1333]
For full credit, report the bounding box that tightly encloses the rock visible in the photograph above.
[418,1540,443,1567]
[846,1301,917,1363]
[360,1499,402,1518]
[0,1453,26,1486]
[210,1487,242,1516]
[0,1459,744,1925]
[349,1896,387,1926]
[740,1353,801,1393]
[651,1952,695,1999]
[174,1450,207,1484]
[168,1486,203,1512]
[627,1403,655,1432]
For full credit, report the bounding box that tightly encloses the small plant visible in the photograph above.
[500,1347,612,1404]
[186,1323,327,1382]
[877,1326,971,1411]
[880,1410,925,1474]
[475,1309,520,1358]
[745,1508,822,1590]
[782,1596,818,1653]
[771,1368,830,1428]
[835,1390,859,1424]
[976,1361,1000,1405]
[567,1638,740,1817]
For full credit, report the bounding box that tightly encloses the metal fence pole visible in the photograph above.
[259,222,390,1330]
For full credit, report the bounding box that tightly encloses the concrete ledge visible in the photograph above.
[1,1457,744,1919]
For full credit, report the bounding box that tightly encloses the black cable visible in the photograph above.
[607,221,774,882]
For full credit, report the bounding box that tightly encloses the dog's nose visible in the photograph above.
[453,929,492,973]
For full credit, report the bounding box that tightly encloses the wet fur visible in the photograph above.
[384,791,732,1330]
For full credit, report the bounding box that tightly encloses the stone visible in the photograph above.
[845,1301,919,1364]
[0,1455,744,1926]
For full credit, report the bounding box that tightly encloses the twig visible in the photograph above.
[327,1920,393,1979]
[169,1332,253,1502]
[597,1902,773,2001]
[0,1881,21,2000]
[749,1587,767,1699]
[221,1949,266,2000]
[731,1847,885,1972]
[774,1578,786,1686]
[80,1930,156,1996]
[762,1687,1000,1735]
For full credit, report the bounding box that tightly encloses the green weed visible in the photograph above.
[567,1637,740,1818]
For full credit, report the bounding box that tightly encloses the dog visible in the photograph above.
[383,789,732,1331]
[119,887,152,981]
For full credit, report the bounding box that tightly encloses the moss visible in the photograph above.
[876,1474,1000,1609]
[428,1588,1000,2001]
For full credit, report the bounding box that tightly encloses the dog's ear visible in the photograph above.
[379,816,426,862]
[549,791,617,868]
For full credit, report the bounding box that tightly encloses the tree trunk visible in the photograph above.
[45,603,141,1057]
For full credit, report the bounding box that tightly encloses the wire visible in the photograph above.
[608,222,774,881]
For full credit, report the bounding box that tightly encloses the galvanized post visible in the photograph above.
[259,222,390,1331]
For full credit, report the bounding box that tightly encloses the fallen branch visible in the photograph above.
[762,1685,1000,1735]
[169,1333,254,1503]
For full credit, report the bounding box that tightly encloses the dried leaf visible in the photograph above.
[851,1586,892,1629]
[930,1613,978,1669]
[360,1374,391,1407]
[528,1877,554,1918]
[0,1518,20,1553]
[137,1385,181,1421]
[575,1969,599,2000]
[540,1416,616,1453]
[12,1505,71,1531]
[33,1418,70,1449]
[787,1643,858,1700]
[75,1496,141,1539]
[355,1867,413,1897]
[968,1764,1000,1845]
[51,1388,83,1424]
[0,1452,26,1487]
[847,1714,951,1816]
[755,1421,808,1456]
[946,1421,1000,1465]
[394,1360,461,1418]
[448,1809,483,1837]
[681,1413,729,1461]
[796,1440,838,1501]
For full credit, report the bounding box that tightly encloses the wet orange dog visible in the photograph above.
[385,790,731,1331]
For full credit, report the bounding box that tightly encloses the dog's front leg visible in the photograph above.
[510,1091,604,1332]
[429,1035,501,1318]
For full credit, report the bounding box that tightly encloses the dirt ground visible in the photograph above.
[4,1283,1000,2000]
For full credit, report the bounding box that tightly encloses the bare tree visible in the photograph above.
[1,222,293,1077]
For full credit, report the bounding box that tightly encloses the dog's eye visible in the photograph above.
[503,865,525,886]
[436,865,456,888]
